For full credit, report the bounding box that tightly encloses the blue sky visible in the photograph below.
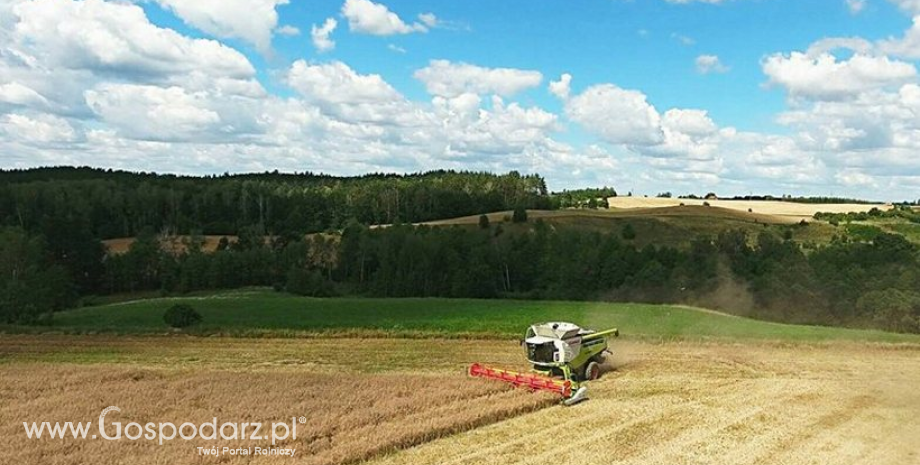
[1,0,920,200]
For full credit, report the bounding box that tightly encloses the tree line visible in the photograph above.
[1,167,918,333]
[4,217,919,333]
[0,167,550,240]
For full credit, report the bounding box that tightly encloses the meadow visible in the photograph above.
[24,289,920,343]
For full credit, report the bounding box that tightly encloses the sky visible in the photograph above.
[1,0,919,200]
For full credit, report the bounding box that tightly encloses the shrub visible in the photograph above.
[512,207,528,223]
[163,304,202,328]
[621,223,636,240]
[286,268,337,297]
[478,214,490,229]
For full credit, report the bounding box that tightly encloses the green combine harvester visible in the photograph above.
[469,322,619,405]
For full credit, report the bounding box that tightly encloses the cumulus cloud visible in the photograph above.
[2,0,919,199]
[1,0,261,120]
[11,0,256,81]
[84,84,222,141]
[565,84,664,146]
[311,18,337,53]
[341,0,429,35]
[152,0,289,53]
[287,60,402,105]
[0,113,79,146]
[877,16,920,58]
[549,73,572,99]
[414,60,543,97]
[695,55,729,74]
[561,82,730,184]
[762,52,916,100]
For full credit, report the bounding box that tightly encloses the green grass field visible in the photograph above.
[14,288,918,343]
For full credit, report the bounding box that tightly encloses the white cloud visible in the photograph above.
[671,33,696,46]
[276,25,300,37]
[2,0,919,199]
[763,52,916,100]
[414,60,543,98]
[878,16,920,58]
[696,54,729,74]
[0,82,48,108]
[2,0,261,120]
[836,169,877,186]
[152,0,289,53]
[341,0,428,35]
[387,43,407,54]
[417,13,439,28]
[0,113,79,146]
[565,84,663,146]
[11,0,255,81]
[846,0,867,14]
[662,109,718,137]
[806,37,873,56]
[889,0,920,14]
[311,18,337,53]
[549,73,572,99]
[84,84,222,141]
[287,60,401,105]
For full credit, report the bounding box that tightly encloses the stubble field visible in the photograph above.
[2,336,918,465]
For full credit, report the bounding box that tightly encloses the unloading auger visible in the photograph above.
[469,322,619,406]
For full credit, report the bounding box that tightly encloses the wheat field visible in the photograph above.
[607,197,891,221]
[3,336,918,465]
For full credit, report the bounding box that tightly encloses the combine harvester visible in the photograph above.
[470,322,619,406]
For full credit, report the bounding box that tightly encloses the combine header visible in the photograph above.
[470,322,618,406]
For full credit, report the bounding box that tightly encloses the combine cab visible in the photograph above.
[470,322,618,405]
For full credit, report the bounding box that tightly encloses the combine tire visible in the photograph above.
[584,361,600,381]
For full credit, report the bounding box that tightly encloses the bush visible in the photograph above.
[621,223,636,240]
[478,214,490,229]
[286,268,337,297]
[163,304,202,328]
[512,207,528,223]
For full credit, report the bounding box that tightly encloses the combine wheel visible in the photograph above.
[584,361,600,381]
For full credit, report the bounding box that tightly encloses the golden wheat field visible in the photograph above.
[606,197,891,221]
[0,357,553,464]
[3,336,919,465]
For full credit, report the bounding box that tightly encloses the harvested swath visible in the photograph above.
[0,366,555,465]
[368,341,920,465]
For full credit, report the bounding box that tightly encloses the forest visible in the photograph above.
[0,166,550,238]
[1,167,918,333]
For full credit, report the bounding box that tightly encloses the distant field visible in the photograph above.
[103,235,236,255]
[424,206,788,225]
[19,289,920,343]
[606,197,891,221]
[423,207,839,247]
